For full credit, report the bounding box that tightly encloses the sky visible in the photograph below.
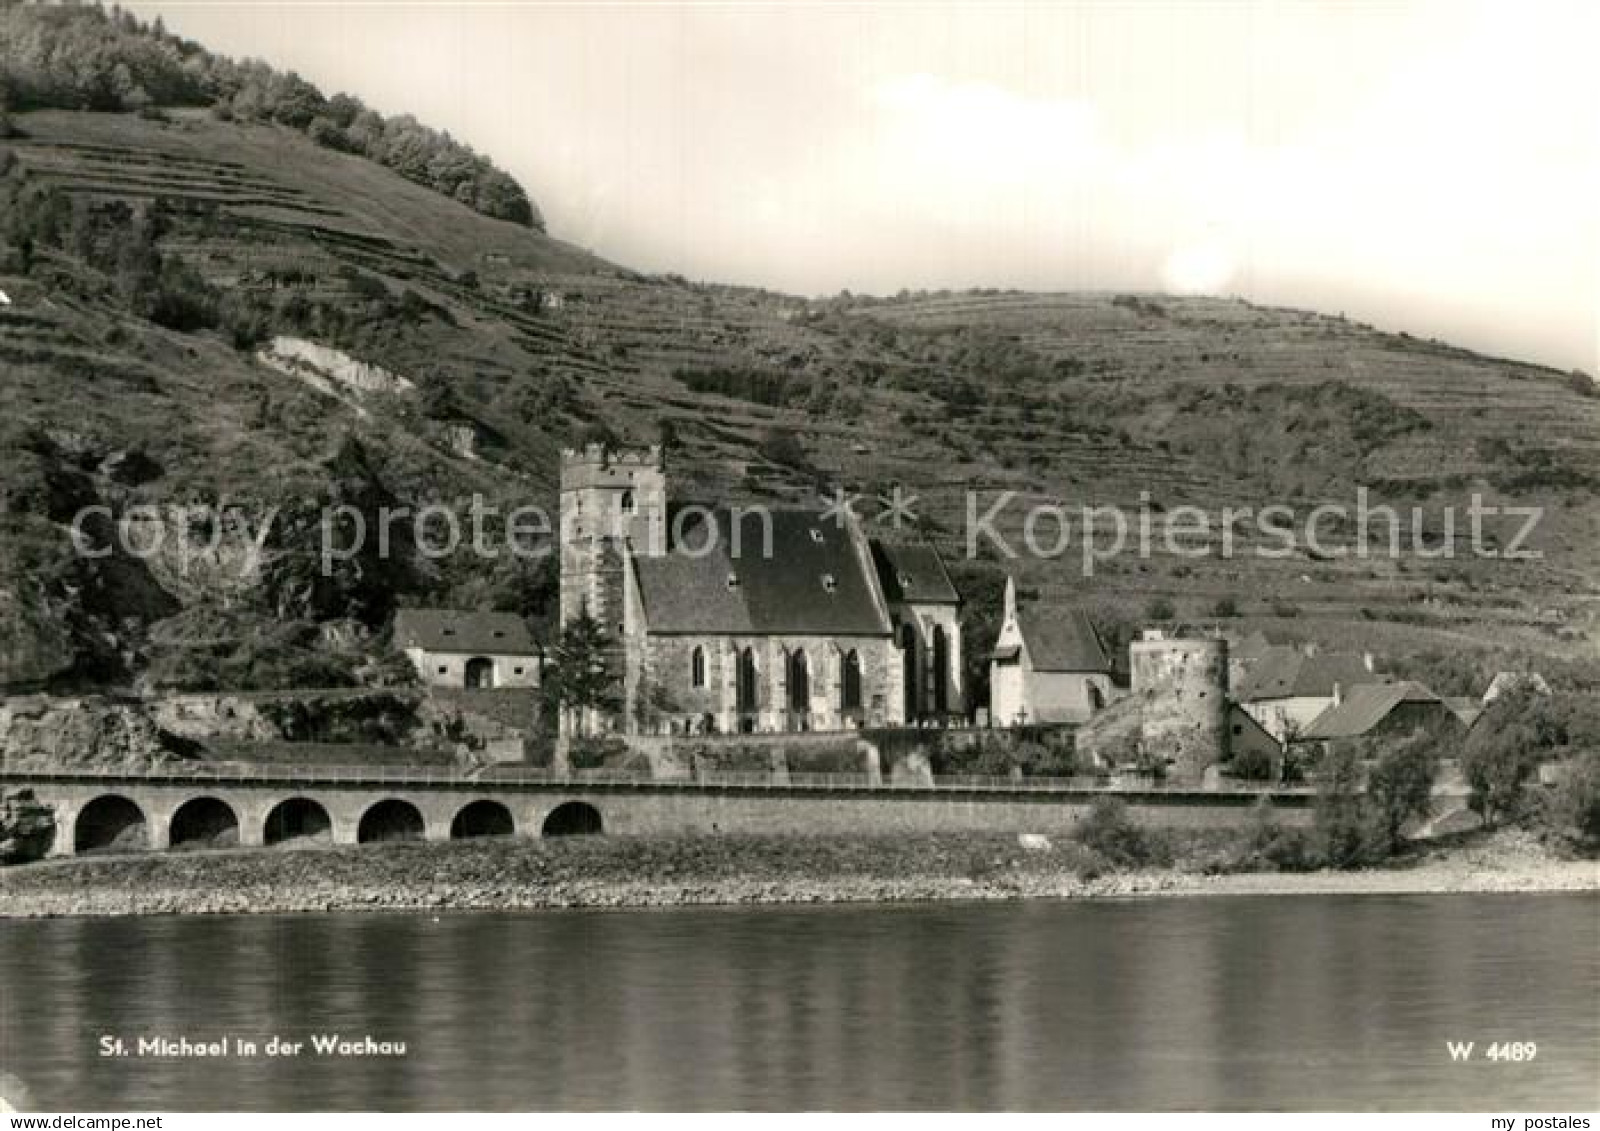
[128,1,1597,373]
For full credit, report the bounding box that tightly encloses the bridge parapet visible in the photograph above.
[3,764,1323,861]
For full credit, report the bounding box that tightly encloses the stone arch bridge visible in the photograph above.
[1,765,1314,858]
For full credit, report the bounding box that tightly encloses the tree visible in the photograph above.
[1364,729,1440,852]
[631,675,680,734]
[1460,719,1541,828]
[1458,684,1566,827]
[542,610,619,736]
[1314,745,1382,869]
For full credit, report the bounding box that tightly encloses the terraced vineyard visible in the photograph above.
[1,107,1597,693]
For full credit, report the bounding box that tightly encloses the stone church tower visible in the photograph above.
[558,444,667,729]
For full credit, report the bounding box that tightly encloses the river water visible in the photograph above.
[1,894,1596,1111]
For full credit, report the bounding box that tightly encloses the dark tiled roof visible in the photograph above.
[633,508,892,636]
[1236,650,1380,701]
[1230,631,1277,663]
[1299,681,1445,740]
[870,540,960,605]
[393,609,538,654]
[1017,605,1111,673]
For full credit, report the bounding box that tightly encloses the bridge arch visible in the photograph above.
[169,796,239,850]
[74,794,148,854]
[357,798,426,844]
[541,801,602,837]
[263,797,332,847]
[450,799,515,839]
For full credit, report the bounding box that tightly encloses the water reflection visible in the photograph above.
[1,895,1595,1110]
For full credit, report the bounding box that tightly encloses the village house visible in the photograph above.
[989,576,1114,725]
[392,609,542,690]
[1482,671,1552,703]
[1235,643,1386,742]
[1223,702,1285,780]
[559,443,962,735]
[1291,680,1465,758]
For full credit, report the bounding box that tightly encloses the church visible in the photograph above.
[558,443,963,735]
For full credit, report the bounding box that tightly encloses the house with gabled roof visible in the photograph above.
[1482,671,1551,703]
[392,608,541,690]
[1236,645,1385,742]
[1291,680,1465,756]
[559,444,962,735]
[989,576,1113,725]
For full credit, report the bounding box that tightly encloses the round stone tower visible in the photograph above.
[1130,633,1229,784]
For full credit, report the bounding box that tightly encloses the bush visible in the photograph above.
[1212,596,1240,618]
[1538,750,1600,852]
[930,731,1083,778]
[1227,799,1321,872]
[1075,797,1171,867]
[1227,744,1276,782]
[566,734,631,771]
[1144,596,1176,621]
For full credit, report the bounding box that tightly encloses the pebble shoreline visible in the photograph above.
[2,832,1595,919]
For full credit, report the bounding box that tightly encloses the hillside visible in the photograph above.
[1,95,1598,699]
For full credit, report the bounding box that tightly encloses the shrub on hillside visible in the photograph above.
[1144,596,1176,621]
[145,618,364,692]
[674,366,794,407]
